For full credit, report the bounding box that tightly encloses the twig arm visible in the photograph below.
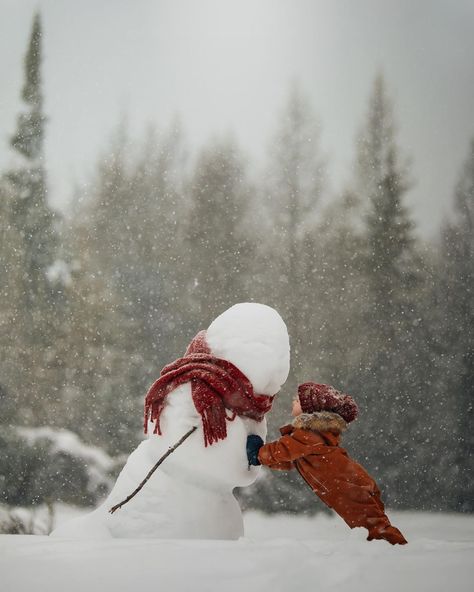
[109,425,198,514]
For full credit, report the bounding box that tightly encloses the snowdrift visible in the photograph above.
[1,510,473,592]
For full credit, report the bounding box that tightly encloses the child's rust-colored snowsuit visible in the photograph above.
[258,412,407,545]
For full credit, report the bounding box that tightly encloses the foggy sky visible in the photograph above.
[1,0,473,237]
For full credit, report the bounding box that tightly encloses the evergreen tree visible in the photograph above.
[57,246,143,454]
[437,138,474,511]
[63,127,144,453]
[311,191,367,388]
[124,121,191,365]
[63,121,189,452]
[356,75,417,317]
[183,137,255,325]
[0,12,63,425]
[351,73,430,507]
[6,13,57,300]
[239,87,327,514]
[0,181,26,424]
[260,85,325,405]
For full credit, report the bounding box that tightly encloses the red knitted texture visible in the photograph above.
[144,331,274,446]
[297,382,358,423]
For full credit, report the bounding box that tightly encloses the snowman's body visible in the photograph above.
[51,303,289,539]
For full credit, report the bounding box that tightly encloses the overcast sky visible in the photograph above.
[1,0,473,236]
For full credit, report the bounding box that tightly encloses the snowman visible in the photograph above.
[51,303,290,539]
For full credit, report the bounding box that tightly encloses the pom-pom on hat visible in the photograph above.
[297,382,358,423]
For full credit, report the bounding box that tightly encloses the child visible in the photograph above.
[247,382,407,545]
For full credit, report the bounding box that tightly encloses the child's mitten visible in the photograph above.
[246,434,264,466]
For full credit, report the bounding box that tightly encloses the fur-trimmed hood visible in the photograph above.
[292,411,347,435]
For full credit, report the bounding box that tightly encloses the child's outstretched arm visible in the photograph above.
[259,435,307,469]
[247,432,310,471]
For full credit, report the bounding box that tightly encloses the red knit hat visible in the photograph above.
[297,382,358,423]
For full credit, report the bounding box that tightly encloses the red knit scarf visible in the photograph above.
[144,331,274,446]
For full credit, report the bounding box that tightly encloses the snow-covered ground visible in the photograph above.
[1,508,473,592]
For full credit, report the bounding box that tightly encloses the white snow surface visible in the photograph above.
[45,259,72,286]
[2,509,473,592]
[18,426,116,493]
[18,427,113,471]
[51,303,290,540]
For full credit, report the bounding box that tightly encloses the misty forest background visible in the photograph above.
[0,14,472,532]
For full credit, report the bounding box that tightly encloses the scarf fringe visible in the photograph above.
[200,404,228,447]
[144,398,165,436]
[145,396,229,447]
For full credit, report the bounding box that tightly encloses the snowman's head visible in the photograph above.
[206,303,290,396]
